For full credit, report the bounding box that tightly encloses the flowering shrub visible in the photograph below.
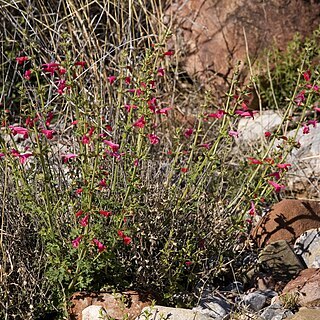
[0,1,319,319]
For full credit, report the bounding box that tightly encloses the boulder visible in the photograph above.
[258,240,305,281]
[252,199,320,247]
[166,0,320,90]
[82,305,107,320]
[289,307,320,320]
[282,268,320,307]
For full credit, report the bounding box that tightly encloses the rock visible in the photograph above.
[166,0,320,90]
[243,290,277,311]
[82,305,107,320]
[285,125,320,198]
[289,307,320,320]
[294,228,320,268]
[237,110,282,143]
[260,303,293,320]
[193,295,231,319]
[136,306,213,320]
[69,291,152,320]
[251,199,320,247]
[223,281,244,294]
[258,240,305,281]
[282,268,320,307]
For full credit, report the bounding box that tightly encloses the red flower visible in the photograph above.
[93,238,106,252]
[303,124,310,134]
[81,135,90,145]
[124,104,138,112]
[185,261,192,267]
[41,129,55,139]
[199,143,211,149]
[24,69,32,80]
[181,167,188,173]
[248,201,256,216]
[16,56,29,65]
[307,120,317,128]
[147,134,160,145]
[247,157,263,165]
[117,230,124,238]
[80,215,89,227]
[235,110,257,119]
[164,50,174,56]
[157,68,165,76]
[156,107,171,115]
[99,210,112,217]
[75,61,86,67]
[99,179,107,187]
[108,76,116,84]
[75,188,83,195]
[42,62,60,76]
[61,153,78,163]
[303,70,311,82]
[125,76,131,84]
[123,236,132,245]
[133,116,146,129]
[75,210,84,217]
[72,236,82,248]
[268,171,281,180]
[264,131,271,138]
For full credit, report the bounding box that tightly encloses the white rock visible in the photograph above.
[237,110,282,143]
[82,305,107,320]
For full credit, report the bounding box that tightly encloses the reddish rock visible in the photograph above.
[166,0,320,91]
[69,291,152,320]
[282,268,320,307]
[251,199,320,247]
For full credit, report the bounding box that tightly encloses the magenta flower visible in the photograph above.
[268,180,285,193]
[108,76,116,85]
[156,107,171,115]
[185,261,192,267]
[16,56,29,65]
[99,179,107,187]
[268,171,281,180]
[72,236,82,248]
[199,143,211,149]
[184,128,193,138]
[9,125,29,139]
[235,110,257,119]
[104,140,119,152]
[228,130,239,138]
[277,163,291,170]
[133,116,146,129]
[19,152,33,164]
[147,134,160,145]
[307,120,317,127]
[303,124,310,134]
[42,62,60,76]
[125,76,131,84]
[80,215,89,227]
[207,109,225,119]
[124,104,138,112]
[248,201,256,216]
[81,135,90,145]
[0,153,5,158]
[93,238,106,252]
[24,69,32,80]
[157,68,165,76]
[62,153,78,163]
[295,90,306,106]
[264,131,271,138]
[41,129,55,139]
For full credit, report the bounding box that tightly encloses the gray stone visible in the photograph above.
[136,305,213,320]
[258,240,305,281]
[294,228,320,268]
[82,305,107,320]
[243,292,267,312]
[260,303,293,320]
[237,110,282,143]
[193,295,231,319]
